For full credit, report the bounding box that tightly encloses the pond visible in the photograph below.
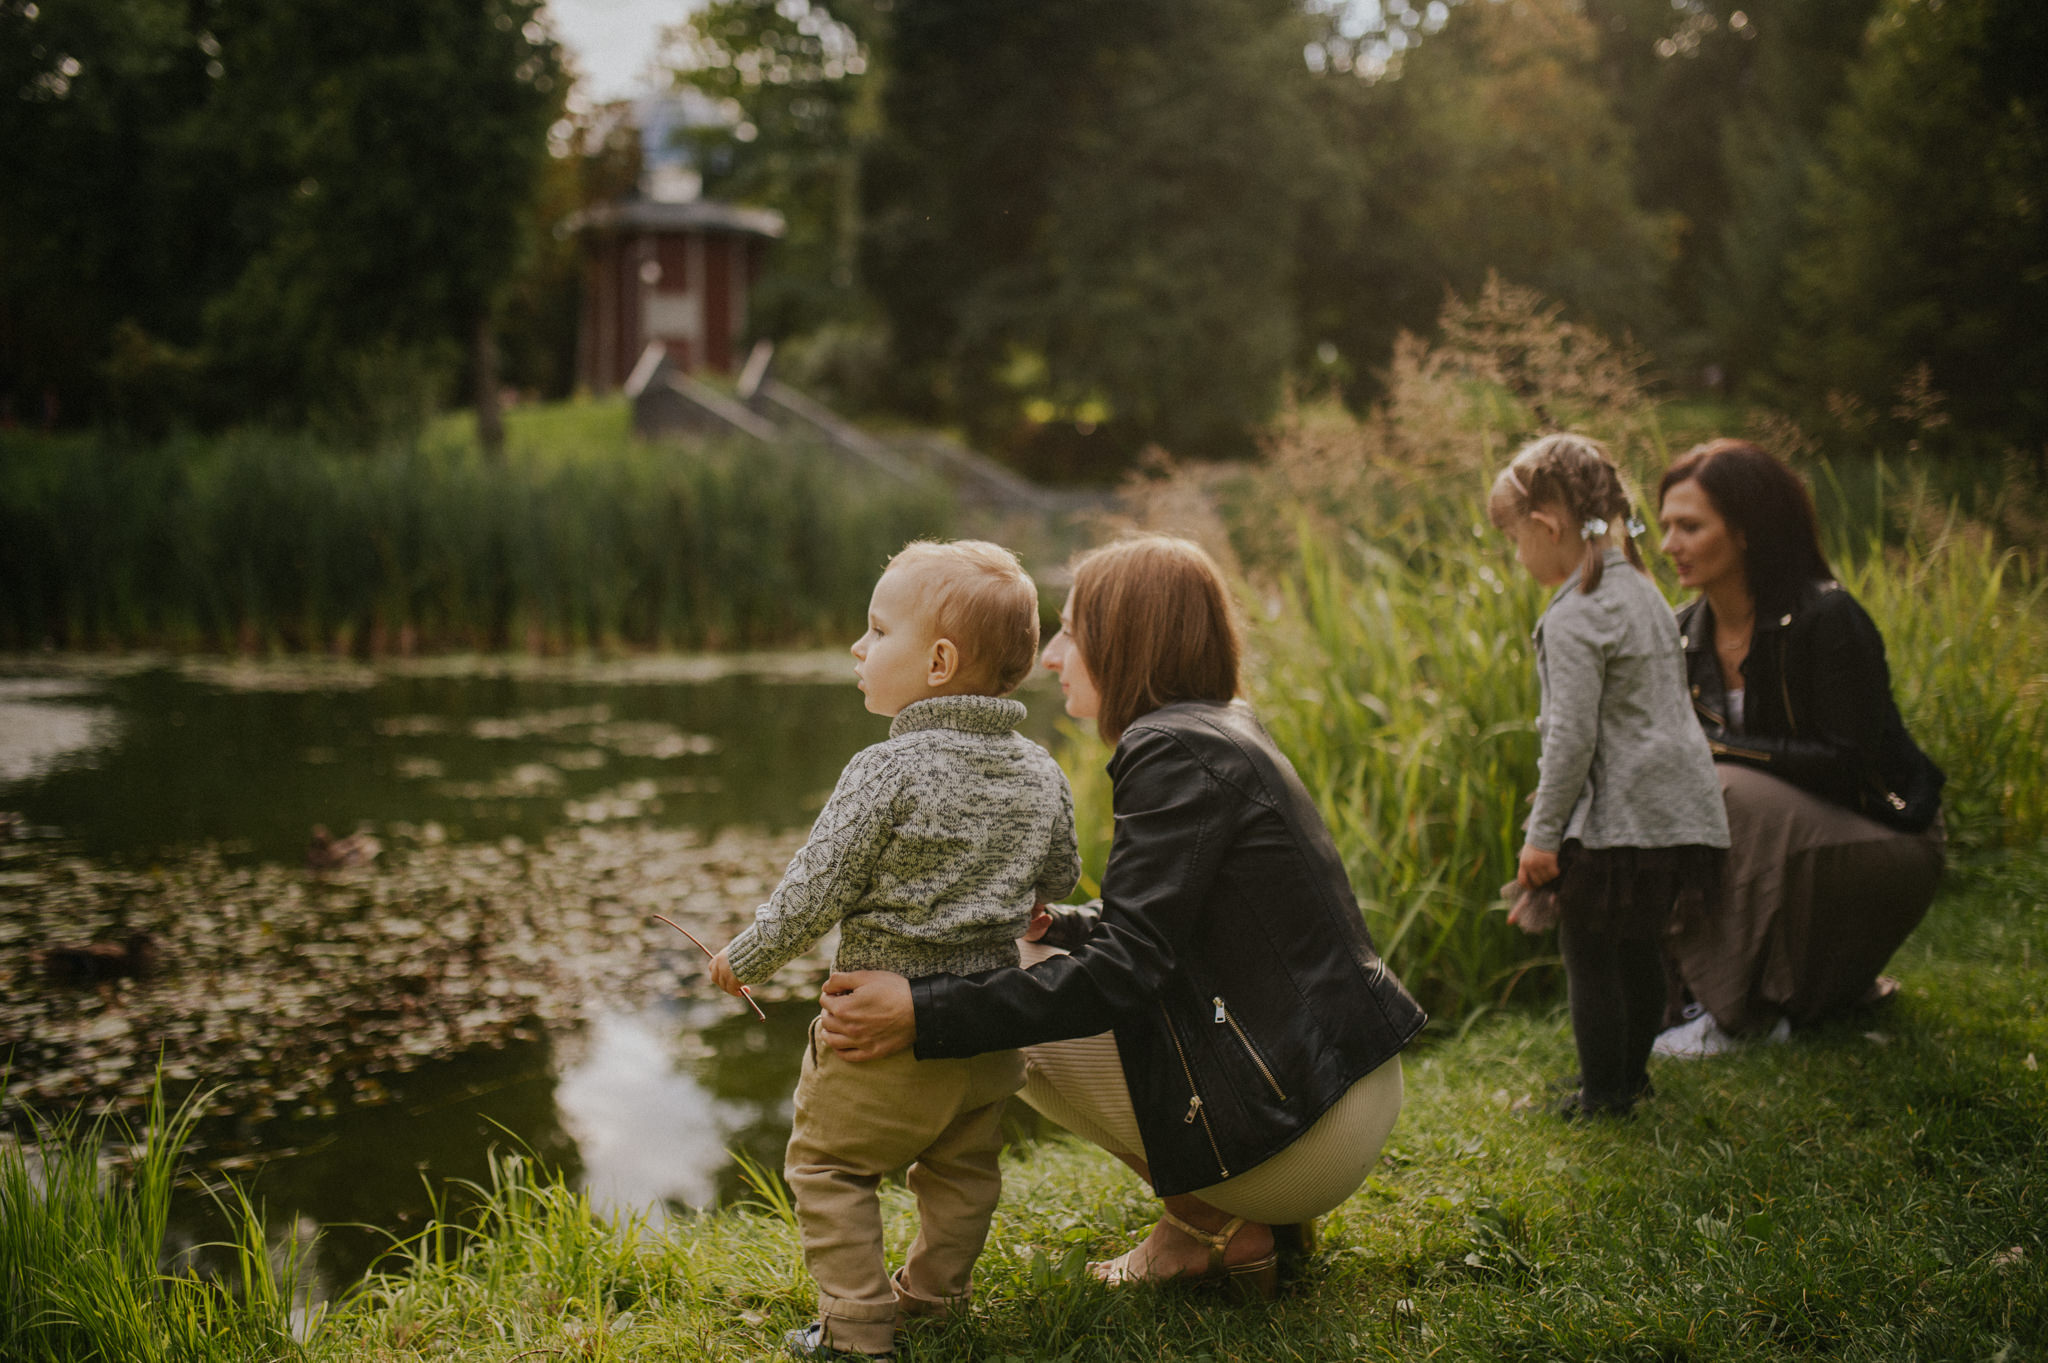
[0,655,1075,1302]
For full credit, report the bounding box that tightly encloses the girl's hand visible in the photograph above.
[1023,902,1053,942]
[709,948,744,998]
[1517,844,1560,889]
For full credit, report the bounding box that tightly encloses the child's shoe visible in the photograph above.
[1651,1007,1739,1058]
[783,1322,894,1359]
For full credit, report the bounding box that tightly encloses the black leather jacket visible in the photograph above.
[1677,579,1944,832]
[910,700,1426,1197]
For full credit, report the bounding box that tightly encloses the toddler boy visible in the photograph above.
[710,539,1080,1359]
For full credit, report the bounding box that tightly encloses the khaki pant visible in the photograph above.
[1015,941,1404,1224]
[785,1017,1025,1356]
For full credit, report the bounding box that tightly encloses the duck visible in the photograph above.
[307,824,382,871]
[39,931,159,983]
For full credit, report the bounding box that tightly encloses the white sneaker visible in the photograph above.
[1652,1010,1740,1059]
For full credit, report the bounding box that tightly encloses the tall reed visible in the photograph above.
[1090,281,2048,1019]
[0,402,952,654]
[0,1079,305,1362]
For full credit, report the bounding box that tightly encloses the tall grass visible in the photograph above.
[1099,279,2048,1020]
[0,1079,305,1362]
[0,400,952,653]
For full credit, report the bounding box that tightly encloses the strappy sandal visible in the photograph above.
[1089,1210,1281,1301]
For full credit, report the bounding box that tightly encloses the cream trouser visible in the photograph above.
[784,1016,1025,1355]
[1016,939,1404,1224]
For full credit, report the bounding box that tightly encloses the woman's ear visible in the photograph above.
[927,637,961,687]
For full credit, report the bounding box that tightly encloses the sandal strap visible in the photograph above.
[1156,1210,1247,1273]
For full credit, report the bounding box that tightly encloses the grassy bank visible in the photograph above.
[9,848,2041,1361]
[0,401,952,654]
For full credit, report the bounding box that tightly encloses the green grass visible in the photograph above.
[1,1078,306,1363]
[0,399,953,654]
[19,849,2039,1361]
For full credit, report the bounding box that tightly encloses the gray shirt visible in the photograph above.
[724,693,1081,983]
[1528,549,1731,853]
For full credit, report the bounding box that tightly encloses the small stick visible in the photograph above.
[653,914,767,1019]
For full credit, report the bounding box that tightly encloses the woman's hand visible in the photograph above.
[1024,901,1053,942]
[1517,843,1560,889]
[818,970,916,1061]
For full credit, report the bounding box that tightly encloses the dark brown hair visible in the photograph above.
[1657,439,1832,614]
[888,539,1042,694]
[1487,433,1646,593]
[1067,535,1241,744]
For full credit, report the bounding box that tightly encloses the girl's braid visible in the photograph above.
[1508,435,1647,593]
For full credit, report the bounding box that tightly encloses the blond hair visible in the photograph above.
[887,540,1042,695]
[1067,535,1241,744]
[1487,433,1646,594]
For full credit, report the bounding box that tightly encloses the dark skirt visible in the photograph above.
[1556,840,1725,942]
[1666,764,1944,1033]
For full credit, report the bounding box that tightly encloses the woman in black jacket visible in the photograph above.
[819,535,1424,1297]
[1654,440,1946,1054]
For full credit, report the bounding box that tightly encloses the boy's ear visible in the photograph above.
[927,637,961,687]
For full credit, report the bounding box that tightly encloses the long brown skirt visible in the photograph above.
[1668,763,1945,1034]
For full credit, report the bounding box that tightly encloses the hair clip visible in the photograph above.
[1625,514,1647,538]
[1580,517,1609,541]
[1506,466,1531,500]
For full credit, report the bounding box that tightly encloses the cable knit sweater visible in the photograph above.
[723,693,1081,984]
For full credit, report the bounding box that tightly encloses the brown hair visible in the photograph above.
[1488,433,1647,594]
[1067,535,1241,744]
[888,540,1042,695]
[1657,439,1833,615]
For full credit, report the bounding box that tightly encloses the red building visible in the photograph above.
[573,199,784,390]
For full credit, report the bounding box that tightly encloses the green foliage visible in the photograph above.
[1781,0,2048,449]
[0,1078,306,1363]
[863,0,1326,468]
[0,401,952,653]
[0,0,564,439]
[668,0,886,342]
[1329,0,1681,365]
[1112,281,2048,1019]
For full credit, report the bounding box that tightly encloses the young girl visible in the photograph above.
[1491,434,1730,1117]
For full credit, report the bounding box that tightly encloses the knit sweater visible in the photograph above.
[723,693,1082,984]
[1527,548,1731,854]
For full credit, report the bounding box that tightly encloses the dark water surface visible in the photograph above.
[0,656,1067,1299]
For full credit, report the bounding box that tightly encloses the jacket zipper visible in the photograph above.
[1160,1003,1228,1178]
[1212,997,1288,1101]
[1777,632,1797,737]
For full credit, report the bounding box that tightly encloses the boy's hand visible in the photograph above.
[1023,901,1053,942]
[1517,844,1560,889]
[709,948,744,998]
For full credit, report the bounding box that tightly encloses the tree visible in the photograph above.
[1779,0,2048,448]
[862,0,1326,468]
[195,0,563,450]
[664,0,886,342]
[1305,0,1678,389]
[0,0,562,446]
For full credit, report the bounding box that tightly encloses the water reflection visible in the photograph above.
[0,677,118,782]
[554,1006,754,1217]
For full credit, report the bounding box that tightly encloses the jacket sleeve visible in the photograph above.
[1709,595,1891,808]
[1525,601,1607,853]
[723,746,901,985]
[912,725,1231,1058]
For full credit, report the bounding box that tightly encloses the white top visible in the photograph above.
[1726,686,1746,732]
